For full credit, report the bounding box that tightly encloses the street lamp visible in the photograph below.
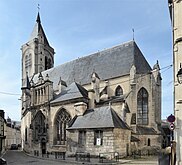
[177,64,182,84]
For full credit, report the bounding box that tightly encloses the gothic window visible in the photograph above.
[94,130,103,146]
[55,109,71,145]
[33,111,46,142]
[25,53,32,68]
[45,56,52,70]
[78,131,86,146]
[48,59,52,69]
[115,86,123,96]
[137,88,148,125]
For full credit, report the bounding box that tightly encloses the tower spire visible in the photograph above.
[132,28,135,41]
[36,12,41,24]
[36,4,41,23]
[37,4,40,12]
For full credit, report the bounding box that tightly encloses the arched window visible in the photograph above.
[55,109,71,145]
[137,88,148,125]
[25,53,32,68]
[48,59,52,69]
[115,86,123,96]
[45,56,52,70]
[32,111,46,142]
[148,138,151,146]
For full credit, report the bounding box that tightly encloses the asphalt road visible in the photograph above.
[3,150,76,165]
[2,150,164,165]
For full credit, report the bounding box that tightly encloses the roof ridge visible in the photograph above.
[52,40,135,67]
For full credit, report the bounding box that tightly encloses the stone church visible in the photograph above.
[21,13,162,157]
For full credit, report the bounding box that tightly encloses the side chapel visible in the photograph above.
[21,13,162,156]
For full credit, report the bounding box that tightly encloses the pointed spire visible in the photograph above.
[29,11,50,45]
[36,12,41,24]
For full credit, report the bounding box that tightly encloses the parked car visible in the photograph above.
[0,157,7,165]
[10,144,18,150]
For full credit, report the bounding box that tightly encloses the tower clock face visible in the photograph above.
[25,53,32,68]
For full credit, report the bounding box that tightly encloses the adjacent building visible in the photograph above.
[4,117,21,149]
[168,0,182,164]
[0,110,6,154]
[21,13,162,157]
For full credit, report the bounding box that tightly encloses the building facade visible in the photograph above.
[21,13,162,157]
[4,117,21,149]
[168,0,182,164]
[0,110,6,154]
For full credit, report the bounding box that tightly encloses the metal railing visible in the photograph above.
[75,152,90,162]
[99,152,119,163]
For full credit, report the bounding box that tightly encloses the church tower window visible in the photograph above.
[54,109,71,145]
[45,56,52,70]
[137,87,148,125]
[25,53,32,70]
[115,85,123,96]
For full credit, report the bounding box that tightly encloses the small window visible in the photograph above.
[78,131,86,146]
[94,130,103,146]
[148,138,151,146]
[115,86,123,96]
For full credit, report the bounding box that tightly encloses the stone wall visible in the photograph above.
[67,128,131,157]
[113,128,131,156]
[137,134,162,148]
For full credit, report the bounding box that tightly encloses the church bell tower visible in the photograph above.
[21,12,55,87]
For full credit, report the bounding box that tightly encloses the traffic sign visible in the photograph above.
[169,123,175,130]
[167,114,175,123]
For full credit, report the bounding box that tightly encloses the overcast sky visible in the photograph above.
[0,0,172,121]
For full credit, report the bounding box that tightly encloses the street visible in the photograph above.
[2,150,163,165]
[3,150,76,165]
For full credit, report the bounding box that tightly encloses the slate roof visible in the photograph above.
[29,12,49,45]
[31,40,152,90]
[136,126,158,135]
[51,82,88,104]
[67,106,130,130]
[131,135,140,142]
